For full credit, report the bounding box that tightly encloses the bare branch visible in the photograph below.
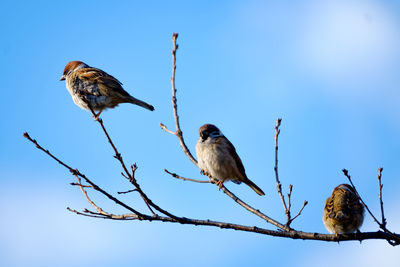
[274,118,290,223]
[160,33,198,166]
[160,123,177,135]
[117,189,138,194]
[288,201,308,226]
[70,183,93,188]
[165,169,210,183]
[377,167,387,229]
[287,184,293,214]
[132,165,156,216]
[67,208,110,219]
[67,207,400,244]
[72,174,109,216]
[67,208,137,220]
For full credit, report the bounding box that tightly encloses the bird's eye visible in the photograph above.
[201,131,208,139]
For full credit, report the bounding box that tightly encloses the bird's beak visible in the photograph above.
[59,75,65,81]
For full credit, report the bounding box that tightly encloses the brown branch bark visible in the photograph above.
[287,201,308,226]
[287,184,293,214]
[273,119,307,228]
[165,169,210,183]
[160,33,198,166]
[65,208,400,244]
[377,168,387,229]
[274,118,290,221]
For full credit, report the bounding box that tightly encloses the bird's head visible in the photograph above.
[60,61,89,81]
[199,124,223,141]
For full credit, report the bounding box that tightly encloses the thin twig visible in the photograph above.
[377,167,387,229]
[132,165,156,216]
[160,123,177,135]
[70,183,93,188]
[287,184,293,214]
[288,201,308,226]
[274,118,291,224]
[160,33,198,166]
[118,189,138,194]
[67,208,137,220]
[165,169,210,183]
[73,174,108,216]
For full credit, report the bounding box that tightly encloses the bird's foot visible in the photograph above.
[93,111,102,121]
[216,180,224,191]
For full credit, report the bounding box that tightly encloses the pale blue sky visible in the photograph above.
[1,0,400,266]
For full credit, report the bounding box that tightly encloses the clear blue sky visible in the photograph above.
[1,0,400,266]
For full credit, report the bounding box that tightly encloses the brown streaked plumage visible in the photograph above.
[195,124,265,196]
[323,184,364,235]
[60,61,154,119]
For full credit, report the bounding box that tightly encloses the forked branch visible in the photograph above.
[342,168,398,245]
[273,118,307,228]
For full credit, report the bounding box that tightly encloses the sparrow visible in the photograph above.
[323,184,364,235]
[195,124,265,196]
[60,61,154,119]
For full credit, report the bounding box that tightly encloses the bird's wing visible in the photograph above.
[345,189,364,215]
[217,136,247,179]
[77,68,132,98]
[325,196,335,218]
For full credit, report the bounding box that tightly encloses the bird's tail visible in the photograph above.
[244,179,265,196]
[128,96,155,111]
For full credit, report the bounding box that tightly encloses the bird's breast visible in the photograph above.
[65,75,112,111]
[195,139,237,181]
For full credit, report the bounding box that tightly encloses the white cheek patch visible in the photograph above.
[74,63,89,71]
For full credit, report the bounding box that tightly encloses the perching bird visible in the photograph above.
[60,61,154,119]
[195,124,265,196]
[323,184,364,235]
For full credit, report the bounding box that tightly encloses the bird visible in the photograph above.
[195,124,265,196]
[60,60,154,119]
[323,184,364,235]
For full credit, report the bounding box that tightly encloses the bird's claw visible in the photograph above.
[216,180,224,190]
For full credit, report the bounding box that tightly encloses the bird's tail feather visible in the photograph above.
[244,179,265,196]
[128,96,155,111]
